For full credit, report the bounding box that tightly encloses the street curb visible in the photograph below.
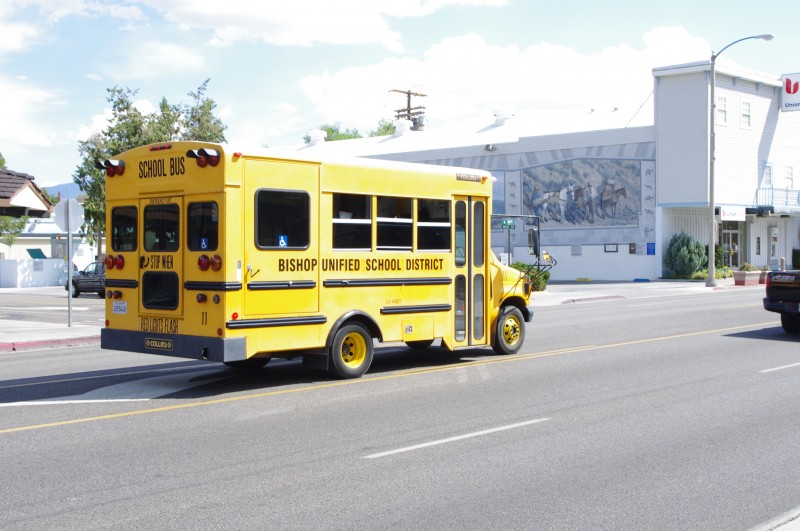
[0,335,100,353]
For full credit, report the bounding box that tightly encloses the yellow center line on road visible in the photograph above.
[0,320,778,435]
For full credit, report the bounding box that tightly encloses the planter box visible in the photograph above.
[759,271,768,284]
[733,270,761,286]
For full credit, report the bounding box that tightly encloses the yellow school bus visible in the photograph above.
[100,141,542,378]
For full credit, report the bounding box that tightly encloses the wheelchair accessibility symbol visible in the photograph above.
[279,235,288,247]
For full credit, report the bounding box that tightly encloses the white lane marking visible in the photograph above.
[362,417,550,459]
[759,362,800,374]
[0,399,148,407]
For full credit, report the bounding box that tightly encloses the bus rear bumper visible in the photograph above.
[101,328,246,363]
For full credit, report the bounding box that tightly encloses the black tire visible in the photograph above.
[97,291,105,299]
[329,323,374,379]
[492,306,525,355]
[71,284,80,298]
[405,339,434,349]
[224,357,271,370]
[781,313,800,334]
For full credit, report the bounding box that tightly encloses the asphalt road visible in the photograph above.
[1,286,799,530]
[0,286,105,327]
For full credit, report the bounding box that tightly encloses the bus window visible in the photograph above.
[417,199,450,251]
[377,196,412,251]
[142,271,179,310]
[256,190,309,249]
[473,201,485,266]
[144,204,179,252]
[455,201,466,266]
[332,193,371,250]
[455,275,466,341]
[111,206,137,252]
[473,274,484,340]
[187,202,218,251]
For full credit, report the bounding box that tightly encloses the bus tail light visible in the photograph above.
[210,255,222,271]
[196,294,207,303]
[96,159,125,177]
[198,255,210,271]
[112,290,123,299]
[105,255,124,270]
[186,148,220,168]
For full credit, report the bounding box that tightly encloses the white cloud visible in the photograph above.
[118,41,207,80]
[0,21,40,55]
[294,27,712,140]
[133,0,507,52]
[85,72,103,81]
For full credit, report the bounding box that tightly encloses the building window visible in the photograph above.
[764,164,773,187]
[716,96,727,125]
[787,166,794,189]
[741,101,751,128]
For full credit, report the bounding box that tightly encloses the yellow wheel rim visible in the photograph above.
[502,314,521,346]
[340,332,367,369]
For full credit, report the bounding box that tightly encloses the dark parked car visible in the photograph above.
[65,261,106,298]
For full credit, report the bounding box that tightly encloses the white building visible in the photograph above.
[288,60,800,281]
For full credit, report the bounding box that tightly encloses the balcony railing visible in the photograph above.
[755,187,800,213]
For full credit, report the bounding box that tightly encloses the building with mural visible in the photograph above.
[284,60,800,281]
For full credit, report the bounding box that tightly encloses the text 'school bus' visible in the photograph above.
[99,141,545,378]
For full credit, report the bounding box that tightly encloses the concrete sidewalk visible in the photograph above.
[0,277,760,353]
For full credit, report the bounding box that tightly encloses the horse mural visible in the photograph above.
[565,184,595,224]
[596,181,627,219]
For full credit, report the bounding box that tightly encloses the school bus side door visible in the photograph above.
[243,159,320,317]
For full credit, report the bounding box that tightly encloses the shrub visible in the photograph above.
[665,232,706,277]
[511,261,550,291]
[738,262,757,272]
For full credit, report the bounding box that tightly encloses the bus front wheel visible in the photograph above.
[329,323,374,379]
[493,306,525,355]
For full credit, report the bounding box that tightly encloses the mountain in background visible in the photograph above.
[43,182,82,200]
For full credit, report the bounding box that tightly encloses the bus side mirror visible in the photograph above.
[528,228,540,258]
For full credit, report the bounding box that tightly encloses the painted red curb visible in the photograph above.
[0,336,100,352]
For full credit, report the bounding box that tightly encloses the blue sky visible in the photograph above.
[1,0,797,186]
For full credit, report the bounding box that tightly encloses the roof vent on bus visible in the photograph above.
[186,148,220,168]
[95,159,125,177]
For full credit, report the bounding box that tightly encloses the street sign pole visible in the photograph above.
[66,200,73,327]
[55,199,84,328]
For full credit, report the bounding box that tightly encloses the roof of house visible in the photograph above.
[0,168,53,218]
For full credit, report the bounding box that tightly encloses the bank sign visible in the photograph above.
[781,73,800,112]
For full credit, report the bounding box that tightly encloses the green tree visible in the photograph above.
[0,151,28,247]
[304,123,362,144]
[369,118,396,137]
[73,81,228,252]
[0,216,26,247]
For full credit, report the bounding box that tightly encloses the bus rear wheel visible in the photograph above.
[493,306,525,355]
[329,323,374,379]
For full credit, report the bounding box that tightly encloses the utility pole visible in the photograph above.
[390,89,427,130]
